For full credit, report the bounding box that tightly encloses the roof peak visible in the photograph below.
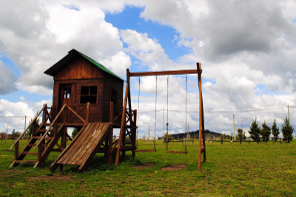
[44,49,124,81]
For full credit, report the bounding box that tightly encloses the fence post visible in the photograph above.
[221,136,223,144]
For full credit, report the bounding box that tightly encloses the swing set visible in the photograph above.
[115,63,206,170]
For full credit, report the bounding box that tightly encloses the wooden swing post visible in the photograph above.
[118,63,206,170]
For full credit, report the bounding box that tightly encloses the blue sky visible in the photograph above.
[1,0,296,138]
[105,6,192,63]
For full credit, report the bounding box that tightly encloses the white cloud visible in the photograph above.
[120,29,168,66]
[0,0,131,92]
[0,60,18,94]
[99,51,131,77]
[16,82,52,95]
[0,98,52,132]
[1,0,296,138]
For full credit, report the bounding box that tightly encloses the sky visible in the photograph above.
[1,0,296,138]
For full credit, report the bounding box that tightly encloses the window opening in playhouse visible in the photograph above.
[80,86,97,104]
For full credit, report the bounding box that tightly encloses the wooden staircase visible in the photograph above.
[9,103,86,168]
[10,123,65,168]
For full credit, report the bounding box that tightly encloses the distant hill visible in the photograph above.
[159,129,221,139]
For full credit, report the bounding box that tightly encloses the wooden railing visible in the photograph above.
[10,104,49,149]
[62,103,89,124]
[34,103,90,149]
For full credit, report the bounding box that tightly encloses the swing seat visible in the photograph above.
[165,150,187,154]
[135,149,156,152]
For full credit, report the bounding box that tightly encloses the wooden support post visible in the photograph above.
[85,102,90,123]
[42,104,47,161]
[60,123,66,172]
[201,97,206,163]
[122,69,132,161]
[61,127,67,150]
[32,120,36,136]
[50,106,54,122]
[42,104,47,125]
[197,62,203,170]
[122,130,126,160]
[108,102,114,164]
[64,105,68,123]
[132,109,137,158]
[115,71,129,165]
[38,143,42,166]
[14,140,19,160]
[52,107,57,137]
[54,121,57,138]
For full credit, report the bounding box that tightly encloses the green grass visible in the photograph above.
[0,139,296,196]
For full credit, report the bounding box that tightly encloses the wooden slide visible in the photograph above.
[50,122,111,173]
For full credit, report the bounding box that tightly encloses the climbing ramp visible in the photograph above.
[50,122,111,173]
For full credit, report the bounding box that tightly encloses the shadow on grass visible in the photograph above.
[44,154,145,175]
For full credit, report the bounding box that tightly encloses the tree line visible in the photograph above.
[239,117,294,143]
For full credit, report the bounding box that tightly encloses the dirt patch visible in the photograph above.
[27,175,74,182]
[161,164,188,171]
[132,163,155,169]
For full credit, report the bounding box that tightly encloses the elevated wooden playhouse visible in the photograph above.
[10,49,206,172]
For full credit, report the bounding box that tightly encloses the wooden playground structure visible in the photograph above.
[9,49,206,172]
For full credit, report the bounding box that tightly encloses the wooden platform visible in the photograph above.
[50,122,111,173]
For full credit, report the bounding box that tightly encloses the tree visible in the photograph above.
[261,121,271,142]
[72,127,79,138]
[237,128,246,143]
[281,117,294,143]
[12,130,21,137]
[271,119,280,142]
[249,117,261,143]
[28,118,40,136]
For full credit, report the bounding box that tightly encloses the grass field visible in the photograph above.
[1,139,296,196]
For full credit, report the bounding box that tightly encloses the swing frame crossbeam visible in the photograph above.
[115,63,206,170]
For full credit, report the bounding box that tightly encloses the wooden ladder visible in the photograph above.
[10,122,65,168]
[10,104,67,168]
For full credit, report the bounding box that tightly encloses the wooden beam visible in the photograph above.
[67,105,86,123]
[129,69,200,77]
[34,104,67,149]
[115,69,130,165]
[197,62,203,171]
[202,97,206,162]
[66,104,86,123]
[34,124,65,168]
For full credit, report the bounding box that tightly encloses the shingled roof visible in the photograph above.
[44,49,124,81]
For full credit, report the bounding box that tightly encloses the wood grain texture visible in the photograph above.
[55,123,111,166]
